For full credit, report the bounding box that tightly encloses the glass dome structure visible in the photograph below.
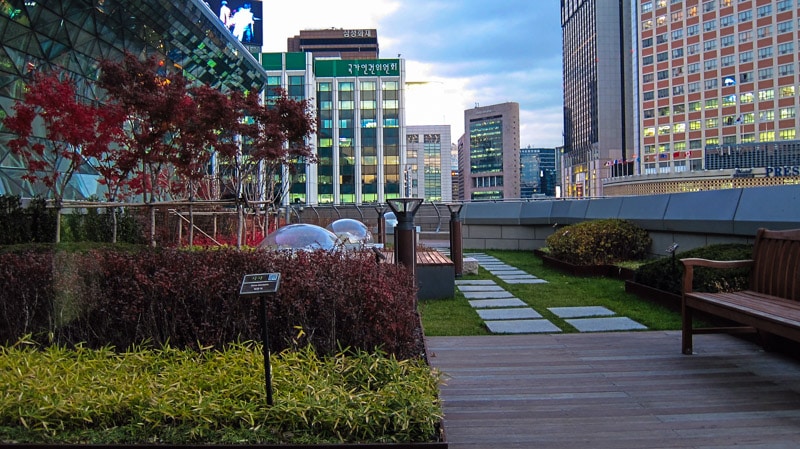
[326,219,374,244]
[258,224,339,251]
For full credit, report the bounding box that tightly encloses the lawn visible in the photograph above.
[419,249,682,336]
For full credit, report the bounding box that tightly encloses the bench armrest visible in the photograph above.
[680,258,753,293]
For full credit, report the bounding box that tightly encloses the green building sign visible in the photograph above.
[314,59,400,77]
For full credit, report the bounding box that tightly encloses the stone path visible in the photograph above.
[455,252,647,334]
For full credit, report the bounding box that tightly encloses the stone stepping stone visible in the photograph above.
[457,285,506,292]
[462,290,514,299]
[485,319,562,334]
[501,278,549,284]
[455,280,497,285]
[548,306,616,318]
[487,269,529,275]
[497,274,540,279]
[566,317,647,332]
[468,298,527,308]
[476,308,543,320]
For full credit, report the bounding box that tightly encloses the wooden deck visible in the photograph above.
[381,250,454,266]
[426,331,800,449]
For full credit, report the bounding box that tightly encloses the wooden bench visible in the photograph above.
[681,228,800,354]
[381,250,455,300]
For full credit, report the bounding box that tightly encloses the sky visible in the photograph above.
[260,0,564,148]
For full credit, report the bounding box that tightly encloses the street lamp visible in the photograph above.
[447,203,464,277]
[386,198,424,280]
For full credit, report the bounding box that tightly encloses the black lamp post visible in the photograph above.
[386,198,424,280]
[374,205,389,245]
[447,203,464,277]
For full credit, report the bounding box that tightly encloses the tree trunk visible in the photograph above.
[111,208,118,244]
[54,207,62,243]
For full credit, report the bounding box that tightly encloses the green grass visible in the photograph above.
[419,250,682,336]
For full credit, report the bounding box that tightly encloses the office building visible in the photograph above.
[287,29,379,60]
[520,147,560,197]
[604,0,800,196]
[561,0,634,197]
[0,0,266,200]
[406,125,452,202]
[461,102,521,200]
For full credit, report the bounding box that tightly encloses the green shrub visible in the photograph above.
[545,219,652,266]
[634,243,752,295]
[0,340,442,444]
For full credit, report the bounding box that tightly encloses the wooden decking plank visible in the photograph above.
[427,331,800,449]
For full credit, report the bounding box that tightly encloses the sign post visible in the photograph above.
[239,273,281,406]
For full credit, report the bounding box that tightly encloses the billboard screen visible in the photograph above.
[206,0,263,46]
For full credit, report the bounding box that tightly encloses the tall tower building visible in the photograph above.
[461,102,521,200]
[406,125,453,202]
[287,29,379,60]
[634,0,800,185]
[561,0,634,197]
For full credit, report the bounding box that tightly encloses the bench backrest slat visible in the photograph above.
[751,228,800,300]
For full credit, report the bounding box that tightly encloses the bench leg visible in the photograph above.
[682,301,693,355]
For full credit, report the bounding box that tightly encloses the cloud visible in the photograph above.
[262,0,564,147]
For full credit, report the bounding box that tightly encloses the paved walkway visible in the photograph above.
[457,252,646,334]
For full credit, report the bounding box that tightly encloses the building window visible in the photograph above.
[703,1,715,12]
[738,10,752,22]
[690,120,702,130]
[720,15,734,27]
[657,33,669,44]
[705,78,718,89]
[778,42,794,55]
[672,48,684,58]
[674,123,686,133]
[686,43,700,55]
[758,47,773,59]
[742,112,754,123]
[739,31,753,44]
[757,25,772,38]
[721,55,735,67]
[739,51,753,63]
[780,107,796,119]
[674,104,685,114]
[643,73,654,82]
[740,71,753,83]
[705,98,719,108]
[687,62,700,73]
[672,11,683,21]
[643,19,653,29]
[741,133,755,143]
[644,91,655,100]
[658,125,671,135]
[644,127,656,137]
[673,85,685,95]
[720,0,732,6]
[642,1,654,13]
[644,108,655,118]
[703,40,717,51]
[642,37,653,48]
[740,92,754,103]
[672,67,684,76]
[780,129,797,140]
[781,86,796,97]
[759,131,775,142]
[672,29,683,40]
[657,51,669,62]
[688,81,701,92]
[720,35,734,47]
[687,24,699,35]
[689,101,702,111]
[659,106,670,116]
[703,19,716,31]
[722,94,737,106]
[658,88,670,98]
[705,137,720,146]
[704,59,717,71]
[643,55,654,65]
[657,69,670,80]
[777,20,794,33]
[758,89,774,101]
[690,139,703,149]
[778,64,794,76]
[777,0,793,12]
[657,15,667,26]
[758,68,774,80]
[757,5,772,17]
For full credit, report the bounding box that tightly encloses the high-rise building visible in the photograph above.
[287,29,379,60]
[0,0,266,200]
[603,0,800,196]
[520,147,560,197]
[406,125,452,202]
[461,102,521,200]
[561,0,634,197]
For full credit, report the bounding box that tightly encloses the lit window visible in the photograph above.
[673,123,686,133]
[706,118,719,128]
[759,131,775,142]
[758,89,775,101]
[690,120,702,130]
[658,125,671,135]
[779,107,796,119]
[705,98,719,109]
[740,92,754,103]
[780,86,796,97]
[644,127,656,137]
[780,129,796,140]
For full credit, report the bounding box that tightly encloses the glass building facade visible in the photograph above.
[520,147,560,197]
[406,125,452,202]
[461,102,521,201]
[0,0,267,200]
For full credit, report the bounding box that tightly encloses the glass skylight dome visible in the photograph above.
[258,224,339,251]
[326,218,374,244]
